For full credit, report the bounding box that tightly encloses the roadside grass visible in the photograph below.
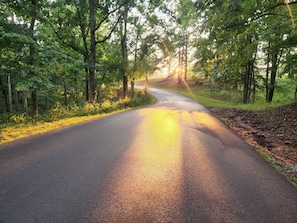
[0,114,107,144]
[0,88,155,145]
[170,89,236,108]
[174,88,294,110]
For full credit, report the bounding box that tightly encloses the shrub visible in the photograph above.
[128,89,155,107]
[119,96,131,108]
[47,102,70,121]
[9,114,26,124]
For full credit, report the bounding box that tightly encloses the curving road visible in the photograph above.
[0,88,297,222]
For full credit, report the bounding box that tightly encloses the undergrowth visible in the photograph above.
[0,88,154,144]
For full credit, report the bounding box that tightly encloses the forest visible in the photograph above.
[1,0,297,123]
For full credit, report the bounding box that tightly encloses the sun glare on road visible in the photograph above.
[91,108,184,222]
[88,101,258,222]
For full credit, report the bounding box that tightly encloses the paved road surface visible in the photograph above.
[1,88,297,222]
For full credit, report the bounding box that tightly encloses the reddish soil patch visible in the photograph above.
[209,105,297,167]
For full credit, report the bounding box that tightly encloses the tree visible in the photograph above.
[259,2,295,102]
[49,0,126,102]
[1,0,52,116]
[193,0,297,103]
[119,2,129,97]
[176,0,196,83]
[282,33,297,99]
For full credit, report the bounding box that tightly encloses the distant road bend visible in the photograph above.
[1,88,297,222]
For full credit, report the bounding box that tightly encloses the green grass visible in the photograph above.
[0,114,109,144]
[171,89,236,108]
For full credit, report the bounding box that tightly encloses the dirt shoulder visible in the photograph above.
[209,105,297,179]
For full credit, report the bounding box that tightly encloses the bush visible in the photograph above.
[47,102,70,121]
[118,96,131,108]
[82,103,101,115]
[9,114,26,124]
[128,89,155,107]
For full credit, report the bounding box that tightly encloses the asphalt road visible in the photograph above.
[1,88,297,223]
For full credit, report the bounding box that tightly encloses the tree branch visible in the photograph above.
[225,3,294,30]
[49,22,85,55]
[74,3,90,57]
[96,12,124,45]
[94,0,130,32]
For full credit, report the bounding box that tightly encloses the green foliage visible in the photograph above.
[201,1,295,102]
[9,114,26,124]
[125,88,155,107]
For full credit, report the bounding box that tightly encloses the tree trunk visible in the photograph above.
[178,45,182,84]
[20,70,28,117]
[252,67,256,103]
[14,89,20,112]
[74,71,79,106]
[78,5,91,103]
[63,79,68,106]
[131,79,135,98]
[265,41,271,102]
[84,56,90,102]
[251,48,257,103]
[123,75,128,97]
[243,60,253,103]
[0,77,8,112]
[184,32,188,82]
[88,0,97,102]
[8,74,12,113]
[30,0,38,116]
[23,91,28,117]
[121,10,128,97]
[31,89,38,118]
[267,53,278,103]
[243,66,250,104]
[243,37,256,104]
